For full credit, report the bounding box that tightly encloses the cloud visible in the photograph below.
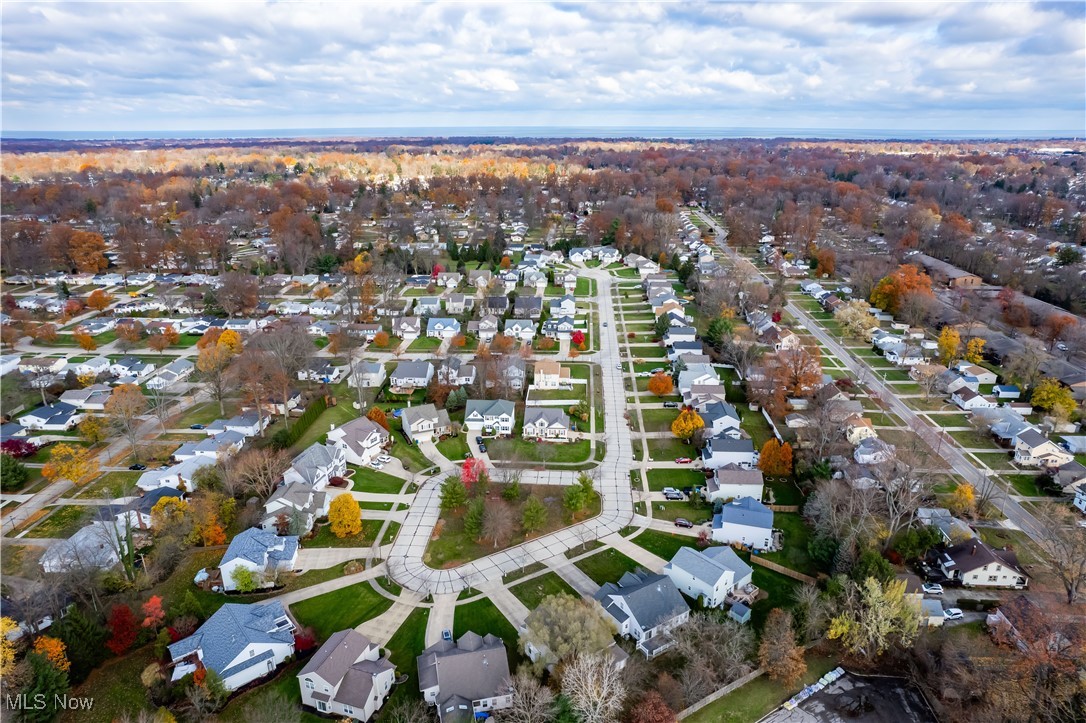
[0,1,1082,134]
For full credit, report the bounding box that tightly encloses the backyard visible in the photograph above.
[289,580,394,641]
[573,547,642,585]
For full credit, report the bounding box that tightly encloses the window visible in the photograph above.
[988,575,998,582]
[249,650,255,658]
[317,701,328,712]
[343,705,353,716]
[305,679,314,690]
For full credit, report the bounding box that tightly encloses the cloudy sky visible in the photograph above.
[2,1,1084,136]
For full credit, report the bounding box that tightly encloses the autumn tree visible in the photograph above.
[1040,314,1076,351]
[758,609,806,685]
[520,594,616,671]
[671,408,704,442]
[222,447,291,498]
[105,604,138,655]
[73,330,97,351]
[827,577,920,659]
[0,617,18,676]
[217,329,244,355]
[86,289,114,311]
[947,482,976,518]
[150,496,189,531]
[758,439,794,476]
[372,330,390,348]
[196,344,236,415]
[937,326,961,366]
[219,271,260,316]
[629,691,677,723]
[1032,502,1086,604]
[105,383,148,460]
[964,337,986,365]
[482,498,515,548]
[1030,378,1076,421]
[141,596,166,629]
[329,492,362,538]
[32,636,71,674]
[869,264,933,315]
[366,405,389,431]
[647,372,674,397]
[42,443,99,485]
[147,331,171,355]
[776,347,822,397]
[812,246,836,277]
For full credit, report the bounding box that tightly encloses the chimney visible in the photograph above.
[971,544,977,555]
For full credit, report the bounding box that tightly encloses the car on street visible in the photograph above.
[662,487,680,495]
[662,401,679,408]
[128,464,147,471]
[1056,342,1068,351]
[675,457,692,464]
[943,608,964,621]
[189,424,205,430]
[602,322,608,327]
[616,363,623,370]
[376,454,392,464]
[674,518,693,528]
[922,583,943,595]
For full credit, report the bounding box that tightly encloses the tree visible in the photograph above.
[482,498,515,548]
[366,405,389,430]
[1,438,37,459]
[440,476,468,511]
[105,383,149,460]
[827,576,920,659]
[520,594,615,669]
[231,566,260,593]
[73,329,97,351]
[218,329,244,355]
[647,372,674,397]
[218,271,260,316]
[464,498,485,538]
[563,484,588,518]
[1,453,30,490]
[670,408,704,442]
[105,603,138,655]
[1040,314,1076,351]
[562,652,626,723]
[52,607,107,683]
[1030,378,1076,421]
[1032,502,1086,604]
[372,330,390,348]
[32,635,71,674]
[222,447,291,499]
[0,617,18,676]
[812,246,836,277]
[150,496,189,531]
[21,652,70,723]
[329,492,363,538]
[937,326,961,366]
[86,289,114,311]
[521,496,547,535]
[42,443,99,485]
[630,691,677,723]
[758,439,794,476]
[461,457,487,491]
[671,612,755,690]
[869,264,933,314]
[197,344,236,416]
[964,337,986,364]
[141,596,166,629]
[502,671,557,723]
[947,482,976,518]
[571,330,585,348]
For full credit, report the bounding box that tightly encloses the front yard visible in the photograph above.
[290,581,394,641]
[573,547,642,585]
[486,437,593,464]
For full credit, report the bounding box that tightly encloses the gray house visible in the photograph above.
[298,629,395,721]
[402,403,452,443]
[594,570,690,658]
[390,361,434,390]
[417,632,513,722]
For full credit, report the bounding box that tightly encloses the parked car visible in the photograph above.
[922,583,943,596]
[128,463,147,471]
[442,629,453,641]
[189,424,205,430]
[675,457,692,464]
[664,492,684,501]
[943,608,964,621]
[674,518,694,528]
[651,367,665,374]
[602,322,608,327]
[475,436,484,444]
[637,371,651,378]
[616,363,623,370]
[662,401,679,408]
[376,454,392,464]
[369,460,384,470]
[479,443,487,453]
[662,487,680,495]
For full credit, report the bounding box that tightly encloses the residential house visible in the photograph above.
[109,357,155,379]
[568,247,593,263]
[1055,460,1086,494]
[284,443,346,489]
[436,357,477,387]
[445,294,473,315]
[937,540,1029,589]
[327,417,391,465]
[994,384,1021,400]
[168,601,295,690]
[663,326,698,346]
[549,295,576,317]
[468,314,500,343]
[65,357,112,377]
[667,341,703,361]
[172,430,246,462]
[844,417,877,446]
[1013,429,1074,468]
[389,361,434,391]
[665,546,754,609]
[954,362,998,386]
[533,360,571,389]
[676,365,718,394]
[711,497,774,550]
[18,357,66,376]
[263,485,327,536]
[701,437,758,470]
[522,408,572,441]
[467,270,493,289]
[146,358,195,390]
[594,570,690,658]
[19,402,84,431]
[40,522,122,574]
[704,466,764,504]
[917,507,976,544]
[499,359,527,391]
[541,316,576,339]
[853,437,896,465]
[298,630,395,721]
[1073,485,1086,515]
[951,387,998,411]
[309,301,342,317]
[485,296,510,315]
[0,354,21,377]
[219,528,300,592]
[348,362,387,389]
[436,272,462,289]
[597,247,621,264]
[298,360,343,383]
[513,296,542,319]
[415,297,442,316]
[392,316,421,340]
[122,488,184,531]
[426,318,461,339]
[417,632,513,722]
[401,404,452,443]
[464,400,516,435]
[503,318,535,342]
[136,456,214,493]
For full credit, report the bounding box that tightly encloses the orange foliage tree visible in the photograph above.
[758,439,794,476]
[366,406,390,431]
[86,289,114,311]
[869,265,932,314]
[647,372,674,397]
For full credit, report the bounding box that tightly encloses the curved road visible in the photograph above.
[386,267,636,594]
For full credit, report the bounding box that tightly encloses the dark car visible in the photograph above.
[662,401,679,408]
[475,436,484,444]
[189,424,205,430]
[664,492,684,501]
[674,518,694,528]
[129,464,147,471]
[479,443,487,453]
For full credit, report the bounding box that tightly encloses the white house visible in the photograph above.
[503,318,535,341]
[522,407,572,441]
[168,601,295,691]
[136,456,215,493]
[327,417,391,465]
[389,361,434,391]
[938,540,1029,590]
[426,317,461,339]
[951,388,997,411]
[39,522,122,574]
[1013,429,1074,468]
[464,399,516,435]
[392,316,421,340]
[711,497,775,550]
[594,570,690,658]
[284,443,347,490]
[19,402,84,431]
[853,437,896,465]
[0,355,22,377]
[549,295,577,317]
[298,630,395,721]
[1073,485,1086,515]
[109,356,155,379]
[954,362,998,386]
[218,528,300,592]
[533,360,571,389]
[348,362,387,389]
[146,358,195,390]
[704,466,764,504]
[701,437,757,470]
[417,632,513,722]
[665,546,754,608]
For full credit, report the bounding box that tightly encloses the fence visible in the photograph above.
[678,667,765,719]
[749,554,817,585]
[767,504,800,513]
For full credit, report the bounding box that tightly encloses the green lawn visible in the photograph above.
[175,401,239,428]
[976,527,1042,566]
[574,548,642,585]
[749,564,801,630]
[407,336,443,352]
[649,498,713,523]
[24,505,88,538]
[487,437,592,464]
[219,658,324,723]
[759,513,819,576]
[741,410,775,449]
[509,571,578,609]
[684,654,838,723]
[646,437,697,461]
[59,646,158,723]
[453,599,521,662]
[351,465,407,494]
[290,403,359,453]
[972,452,1015,471]
[527,387,587,402]
[305,519,384,548]
[290,581,395,641]
[645,468,706,491]
[74,470,140,499]
[928,413,972,428]
[949,429,999,450]
[436,433,472,461]
[379,607,430,717]
[388,421,438,472]
[629,529,701,561]
[1004,473,1052,497]
[640,408,679,433]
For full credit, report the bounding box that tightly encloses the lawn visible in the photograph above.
[289,581,395,641]
[640,408,679,433]
[175,401,238,428]
[649,498,713,523]
[759,513,819,576]
[436,433,472,461]
[630,529,701,561]
[976,527,1042,566]
[304,519,384,548]
[74,470,140,499]
[509,571,577,609]
[24,505,87,538]
[645,468,706,491]
[1004,473,1052,497]
[741,410,776,449]
[453,599,521,662]
[379,607,430,716]
[351,465,407,494]
[388,422,438,472]
[290,403,359,453]
[972,452,1015,471]
[59,646,158,723]
[949,429,1000,450]
[527,387,587,402]
[684,654,838,723]
[486,437,592,464]
[220,658,324,723]
[407,336,443,352]
[574,277,595,297]
[764,478,804,506]
[928,413,972,428]
[749,564,801,630]
[646,437,697,461]
[574,548,642,585]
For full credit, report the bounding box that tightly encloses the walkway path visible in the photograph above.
[424,593,458,646]
[601,532,668,571]
[480,581,532,629]
[543,556,601,597]
[356,592,426,646]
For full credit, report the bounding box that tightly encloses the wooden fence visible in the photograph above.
[767,504,800,513]
[749,554,817,585]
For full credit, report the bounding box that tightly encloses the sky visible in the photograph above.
[2,1,1084,137]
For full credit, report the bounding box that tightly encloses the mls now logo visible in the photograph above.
[5,694,94,712]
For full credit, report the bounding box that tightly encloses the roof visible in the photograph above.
[391,360,433,380]
[329,417,390,450]
[669,546,752,588]
[1016,428,1051,449]
[523,407,571,428]
[220,528,299,567]
[416,632,511,705]
[299,628,376,683]
[594,569,689,631]
[129,487,184,515]
[942,540,1026,576]
[708,466,764,492]
[704,437,756,455]
[465,399,515,419]
[716,497,774,530]
[168,601,293,676]
[290,443,340,484]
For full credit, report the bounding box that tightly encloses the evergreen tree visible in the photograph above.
[53,608,106,684]
[464,498,485,538]
[20,653,69,723]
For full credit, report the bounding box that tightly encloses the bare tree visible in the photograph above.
[501,672,556,723]
[671,611,755,687]
[223,447,292,499]
[380,696,433,723]
[104,383,148,461]
[251,321,313,427]
[1032,502,1086,605]
[561,652,627,723]
[481,498,515,549]
[218,271,261,317]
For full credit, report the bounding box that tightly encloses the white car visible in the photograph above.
[921,583,943,595]
[368,460,384,470]
[943,608,964,621]
[376,454,392,464]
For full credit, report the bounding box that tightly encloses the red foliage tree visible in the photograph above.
[106,604,139,655]
[461,457,486,490]
[630,691,677,723]
[141,596,165,629]
[1,439,37,458]
[571,330,585,347]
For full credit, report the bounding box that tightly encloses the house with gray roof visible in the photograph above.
[917,507,976,545]
[401,403,452,443]
[522,407,571,441]
[390,360,434,391]
[327,417,391,465]
[299,629,395,721]
[704,465,764,504]
[218,528,299,592]
[594,569,690,658]
[39,521,122,574]
[262,484,327,536]
[503,318,535,341]
[172,430,246,462]
[665,546,753,608]
[513,296,543,319]
[348,361,387,390]
[711,497,774,550]
[426,317,461,339]
[464,399,516,435]
[146,358,195,390]
[168,601,295,690]
[468,314,500,343]
[701,437,757,470]
[417,632,513,722]
[284,442,346,489]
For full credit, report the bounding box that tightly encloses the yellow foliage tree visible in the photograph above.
[78,415,107,444]
[217,329,244,356]
[1030,378,1076,421]
[328,492,362,538]
[42,443,99,485]
[32,636,70,673]
[150,497,189,531]
[964,338,986,365]
[0,617,17,676]
[671,408,704,442]
[74,330,97,351]
[937,326,961,366]
[948,482,976,518]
